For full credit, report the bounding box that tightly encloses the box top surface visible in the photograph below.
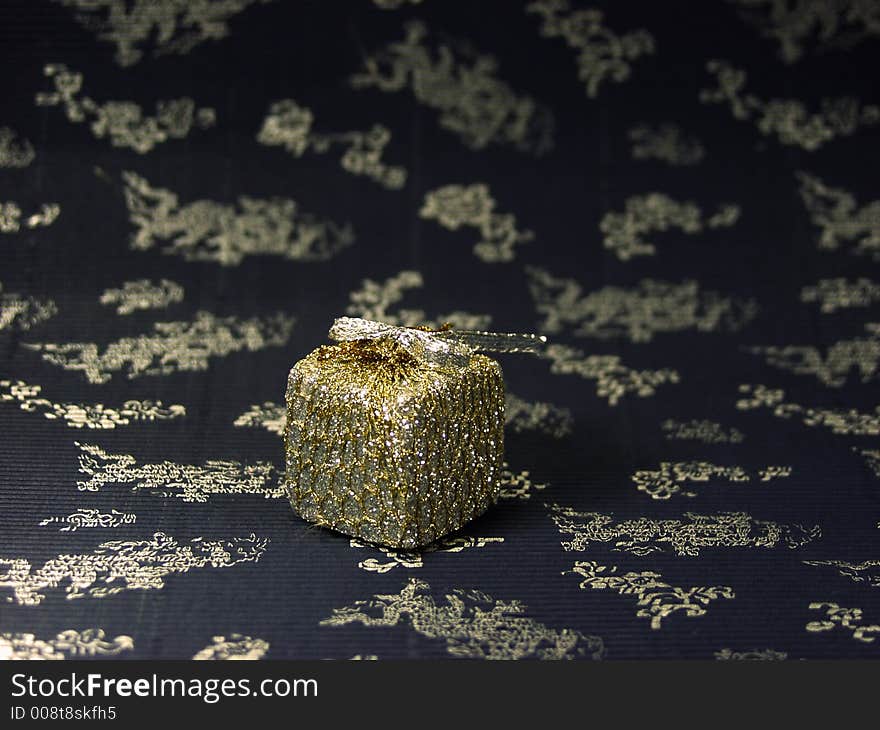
[289,339,502,404]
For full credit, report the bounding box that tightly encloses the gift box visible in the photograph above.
[283,318,544,548]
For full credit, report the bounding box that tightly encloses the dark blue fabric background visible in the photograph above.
[1,0,879,659]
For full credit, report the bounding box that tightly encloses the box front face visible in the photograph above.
[284,343,505,548]
[284,359,419,545]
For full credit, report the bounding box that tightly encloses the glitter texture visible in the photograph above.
[283,339,505,548]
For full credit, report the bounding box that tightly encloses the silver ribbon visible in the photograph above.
[328,317,546,370]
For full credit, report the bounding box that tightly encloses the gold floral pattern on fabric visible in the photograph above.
[505,393,573,438]
[801,278,880,312]
[628,123,705,166]
[76,443,282,502]
[527,0,655,98]
[807,603,880,643]
[747,324,880,387]
[714,647,787,660]
[738,384,880,436]
[701,60,880,150]
[52,0,272,67]
[0,629,134,660]
[123,171,353,266]
[797,172,880,259]
[1,379,185,429]
[346,270,491,329]
[0,284,56,332]
[860,449,880,477]
[564,562,734,630]
[234,402,286,435]
[351,536,505,573]
[257,99,406,189]
[543,344,680,405]
[0,127,35,168]
[661,419,745,443]
[100,279,184,315]
[729,0,880,64]
[760,466,793,480]
[497,466,548,501]
[632,461,790,500]
[192,634,269,660]
[420,184,534,262]
[528,268,756,341]
[804,559,880,588]
[320,578,605,659]
[599,194,740,261]
[0,202,60,233]
[39,509,136,532]
[36,64,216,153]
[26,310,295,384]
[0,532,268,606]
[351,21,554,154]
[548,504,820,556]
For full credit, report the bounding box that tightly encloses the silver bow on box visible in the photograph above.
[328,316,547,370]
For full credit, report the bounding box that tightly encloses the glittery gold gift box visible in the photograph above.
[283,338,505,549]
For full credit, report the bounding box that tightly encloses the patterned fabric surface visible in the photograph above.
[1,0,879,661]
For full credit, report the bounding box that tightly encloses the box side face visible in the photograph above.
[411,355,505,547]
[284,356,420,546]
